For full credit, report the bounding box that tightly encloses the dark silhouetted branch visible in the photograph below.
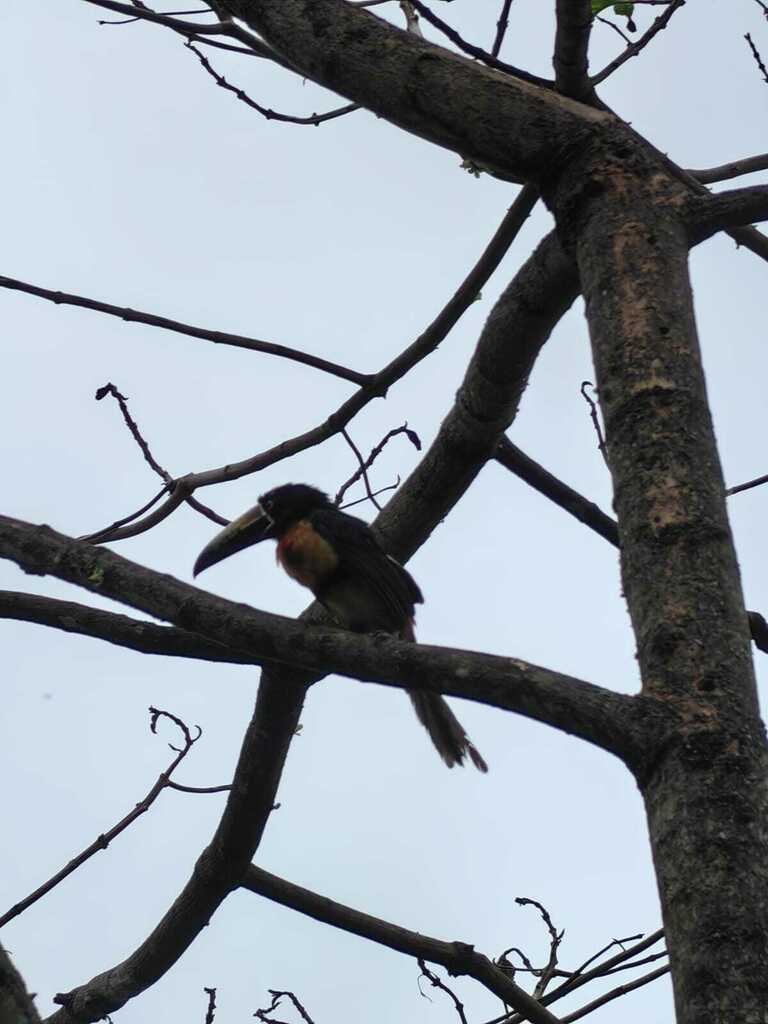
[591,0,686,85]
[688,153,768,184]
[186,42,360,124]
[0,276,371,386]
[0,944,41,1024]
[80,187,540,543]
[242,865,563,1024]
[0,709,205,930]
[494,439,618,546]
[553,0,593,100]
[688,184,768,242]
[0,516,638,761]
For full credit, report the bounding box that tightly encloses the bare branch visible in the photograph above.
[591,0,686,86]
[559,966,670,1023]
[186,42,360,124]
[81,187,540,543]
[727,470,768,496]
[241,865,563,1024]
[494,439,618,546]
[254,990,316,1024]
[0,708,204,930]
[0,590,257,663]
[0,516,640,760]
[334,424,419,506]
[402,0,551,86]
[579,382,608,465]
[688,184,768,243]
[514,898,563,998]
[491,0,514,58]
[745,32,768,84]
[418,961,468,1024]
[553,0,593,100]
[203,987,217,1024]
[688,153,768,184]
[0,275,371,386]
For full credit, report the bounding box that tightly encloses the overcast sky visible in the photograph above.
[2,2,766,1022]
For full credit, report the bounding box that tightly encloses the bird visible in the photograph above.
[194,483,487,772]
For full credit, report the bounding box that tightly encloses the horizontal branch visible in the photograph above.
[688,184,768,242]
[242,866,562,1024]
[0,275,371,386]
[688,152,768,184]
[0,591,256,664]
[0,516,638,761]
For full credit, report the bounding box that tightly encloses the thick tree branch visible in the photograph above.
[242,866,563,1024]
[687,184,768,242]
[0,591,255,664]
[0,275,371,386]
[0,517,637,760]
[219,0,608,184]
[553,0,593,101]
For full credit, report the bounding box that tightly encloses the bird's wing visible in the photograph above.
[309,508,423,628]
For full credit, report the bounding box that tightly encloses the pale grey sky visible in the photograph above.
[2,2,766,1022]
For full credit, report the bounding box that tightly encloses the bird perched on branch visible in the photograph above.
[194,483,487,772]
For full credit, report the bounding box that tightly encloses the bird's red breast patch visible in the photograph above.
[276,519,339,591]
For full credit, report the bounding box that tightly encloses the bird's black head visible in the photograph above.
[258,483,332,533]
[193,483,331,577]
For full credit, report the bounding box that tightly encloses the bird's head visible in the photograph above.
[193,483,331,577]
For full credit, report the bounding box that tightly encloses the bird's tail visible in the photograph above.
[408,690,488,772]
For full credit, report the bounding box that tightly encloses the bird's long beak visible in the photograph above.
[193,503,275,577]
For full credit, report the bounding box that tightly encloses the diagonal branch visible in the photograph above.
[0,516,639,761]
[590,0,686,86]
[0,275,371,386]
[242,865,563,1024]
[79,186,539,543]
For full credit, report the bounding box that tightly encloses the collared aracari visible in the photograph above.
[194,483,487,772]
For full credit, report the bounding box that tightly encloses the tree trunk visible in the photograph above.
[557,143,768,1023]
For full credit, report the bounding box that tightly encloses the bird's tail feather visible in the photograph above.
[408,690,488,772]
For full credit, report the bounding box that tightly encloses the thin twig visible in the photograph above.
[90,383,228,534]
[186,42,361,125]
[579,382,608,465]
[335,423,421,506]
[204,987,217,1024]
[0,276,370,386]
[746,32,768,84]
[78,188,539,544]
[559,966,670,1023]
[418,961,468,1024]
[491,0,514,57]
[406,0,552,86]
[341,429,384,509]
[591,0,686,85]
[254,990,316,1024]
[0,708,204,930]
[515,898,564,998]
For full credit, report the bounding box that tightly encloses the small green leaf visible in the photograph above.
[87,566,105,586]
